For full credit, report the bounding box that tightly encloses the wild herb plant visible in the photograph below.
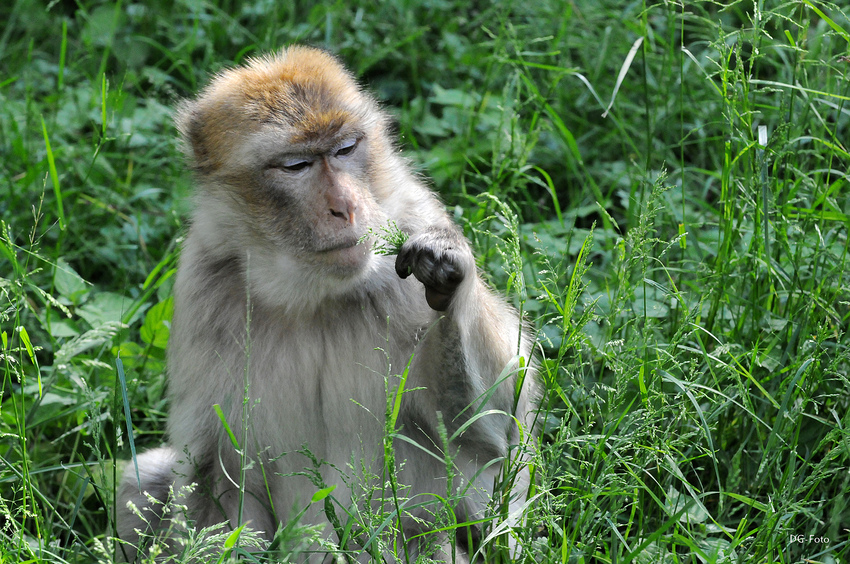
[360,221,410,256]
[1,1,848,562]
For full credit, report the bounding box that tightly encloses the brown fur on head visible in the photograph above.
[176,46,375,174]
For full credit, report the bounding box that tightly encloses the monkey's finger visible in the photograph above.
[421,257,462,295]
[395,239,436,280]
[395,252,414,279]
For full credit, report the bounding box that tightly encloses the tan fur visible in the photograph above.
[117,45,537,563]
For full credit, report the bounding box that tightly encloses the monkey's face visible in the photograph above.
[243,124,379,277]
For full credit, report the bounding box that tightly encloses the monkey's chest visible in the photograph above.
[246,319,413,465]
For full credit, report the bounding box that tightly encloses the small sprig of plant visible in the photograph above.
[359,220,409,255]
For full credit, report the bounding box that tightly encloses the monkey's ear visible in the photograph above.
[174,100,212,172]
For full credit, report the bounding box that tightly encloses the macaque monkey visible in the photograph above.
[117,45,536,563]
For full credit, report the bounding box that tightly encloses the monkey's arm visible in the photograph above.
[396,227,534,456]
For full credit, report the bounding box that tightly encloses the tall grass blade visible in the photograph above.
[40,116,65,230]
[602,37,643,118]
[116,354,140,490]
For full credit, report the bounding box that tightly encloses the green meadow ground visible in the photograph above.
[2,0,849,562]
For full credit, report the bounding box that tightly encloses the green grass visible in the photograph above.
[2,0,849,562]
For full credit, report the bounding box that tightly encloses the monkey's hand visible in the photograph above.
[395,228,474,311]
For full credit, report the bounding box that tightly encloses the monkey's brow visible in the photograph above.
[282,130,365,155]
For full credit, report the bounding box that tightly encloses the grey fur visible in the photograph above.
[116,46,537,563]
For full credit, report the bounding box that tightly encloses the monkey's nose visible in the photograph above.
[329,200,357,225]
[326,179,359,225]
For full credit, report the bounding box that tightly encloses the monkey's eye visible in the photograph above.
[334,138,359,158]
[277,158,313,173]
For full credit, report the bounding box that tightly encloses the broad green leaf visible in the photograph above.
[140,297,174,349]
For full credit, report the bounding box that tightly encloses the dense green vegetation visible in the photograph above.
[2,0,849,562]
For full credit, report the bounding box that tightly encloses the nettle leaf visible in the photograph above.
[41,308,81,338]
[77,292,132,327]
[53,258,89,305]
[429,85,479,108]
[665,486,709,524]
[141,297,173,349]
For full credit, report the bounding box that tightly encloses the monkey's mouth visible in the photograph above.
[318,239,363,253]
[313,239,371,274]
